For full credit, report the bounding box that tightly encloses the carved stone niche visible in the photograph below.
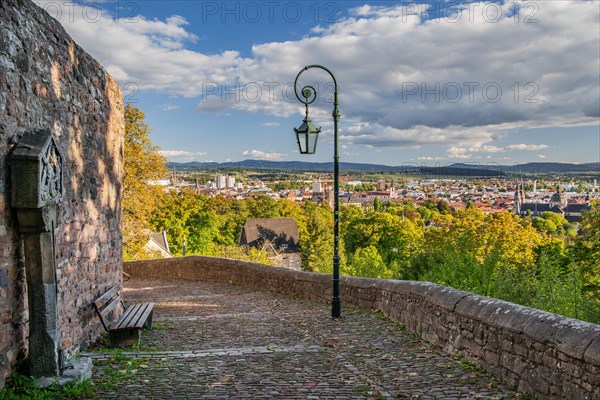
[11,129,63,210]
[10,129,64,378]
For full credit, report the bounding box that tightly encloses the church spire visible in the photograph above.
[514,182,521,214]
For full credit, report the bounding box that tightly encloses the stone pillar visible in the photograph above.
[10,129,63,378]
[16,207,61,376]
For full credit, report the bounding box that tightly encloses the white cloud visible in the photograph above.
[40,1,245,97]
[448,143,549,157]
[161,104,179,111]
[538,154,547,159]
[342,123,495,149]
[505,144,549,151]
[242,150,287,160]
[417,156,445,160]
[49,1,599,153]
[453,154,474,160]
[261,122,281,127]
[160,150,207,158]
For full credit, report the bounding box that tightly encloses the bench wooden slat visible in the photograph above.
[129,302,153,329]
[116,302,154,330]
[94,285,120,311]
[93,286,123,332]
[99,295,122,321]
[116,303,142,329]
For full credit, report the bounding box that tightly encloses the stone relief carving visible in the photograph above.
[40,139,63,202]
[11,129,64,208]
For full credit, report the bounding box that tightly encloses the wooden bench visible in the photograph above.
[94,285,154,348]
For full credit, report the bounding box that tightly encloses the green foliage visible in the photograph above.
[301,201,336,273]
[532,211,573,237]
[122,105,168,260]
[450,354,485,373]
[267,181,303,191]
[94,351,151,390]
[342,208,424,278]
[151,191,234,256]
[570,201,600,301]
[403,206,600,324]
[0,372,95,399]
[349,245,391,279]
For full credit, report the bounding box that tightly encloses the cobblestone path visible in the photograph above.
[84,278,522,399]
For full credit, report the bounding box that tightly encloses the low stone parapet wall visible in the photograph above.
[124,256,600,400]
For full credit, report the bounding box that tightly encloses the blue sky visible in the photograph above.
[39,0,599,166]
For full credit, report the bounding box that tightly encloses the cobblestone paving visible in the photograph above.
[85,279,522,399]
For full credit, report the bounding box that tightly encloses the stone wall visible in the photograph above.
[125,257,600,400]
[0,0,124,386]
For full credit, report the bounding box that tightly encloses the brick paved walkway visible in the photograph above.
[84,278,522,399]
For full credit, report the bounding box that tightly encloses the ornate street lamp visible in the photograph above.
[293,65,341,318]
[294,87,321,154]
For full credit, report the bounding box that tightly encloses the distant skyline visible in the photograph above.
[38,0,599,165]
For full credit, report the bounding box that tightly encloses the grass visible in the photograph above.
[0,372,95,400]
[450,354,485,373]
[354,385,370,393]
[517,391,538,400]
[151,321,172,330]
[94,349,151,390]
[90,334,140,353]
[353,384,387,399]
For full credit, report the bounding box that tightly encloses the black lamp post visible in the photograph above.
[293,65,341,318]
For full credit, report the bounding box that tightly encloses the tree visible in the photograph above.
[533,217,557,235]
[122,104,168,260]
[301,202,334,273]
[417,206,432,221]
[571,201,600,301]
[151,191,231,256]
[532,212,571,237]
[343,210,423,278]
[373,197,382,212]
[350,246,391,279]
[246,195,279,219]
[404,208,545,296]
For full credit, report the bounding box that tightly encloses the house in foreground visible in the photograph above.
[143,232,173,258]
[239,218,301,270]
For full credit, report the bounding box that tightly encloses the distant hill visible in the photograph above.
[501,162,600,174]
[167,160,600,176]
[168,159,411,172]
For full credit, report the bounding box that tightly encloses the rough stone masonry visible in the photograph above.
[0,0,124,387]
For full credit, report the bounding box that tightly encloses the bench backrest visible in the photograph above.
[94,285,125,332]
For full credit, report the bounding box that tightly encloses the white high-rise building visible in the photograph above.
[215,175,227,189]
[226,176,236,188]
[312,181,322,193]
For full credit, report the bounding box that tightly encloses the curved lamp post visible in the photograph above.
[293,65,341,318]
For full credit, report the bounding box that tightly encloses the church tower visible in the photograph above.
[514,182,521,214]
[549,186,567,210]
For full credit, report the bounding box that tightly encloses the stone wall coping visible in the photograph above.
[585,336,600,365]
[454,294,536,332]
